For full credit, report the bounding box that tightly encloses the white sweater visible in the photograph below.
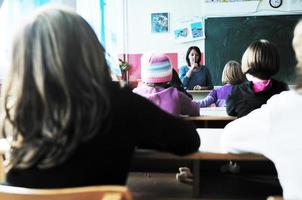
[221,90,302,200]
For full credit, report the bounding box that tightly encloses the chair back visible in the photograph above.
[0,185,132,200]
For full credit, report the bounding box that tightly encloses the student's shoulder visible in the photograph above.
[266,90,296,108]
[108,81,135,101]
[271,79,289,90]
[231,81,251,93]
[216,84,232,91]
[160,86,182,97]
[109,81,131,93]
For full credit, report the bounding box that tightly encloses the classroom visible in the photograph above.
[0,0,302,200]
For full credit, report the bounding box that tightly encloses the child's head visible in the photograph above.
[3,5,111,168]
[141,53,172,84]
[221,60,245,85]
[241,39,280,80]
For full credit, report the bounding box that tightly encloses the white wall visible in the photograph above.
[123,0,302,68]
[127,0,204,67]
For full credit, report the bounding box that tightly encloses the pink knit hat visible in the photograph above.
[141,53,172,83]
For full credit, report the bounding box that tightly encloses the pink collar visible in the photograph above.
[252,80,271,92]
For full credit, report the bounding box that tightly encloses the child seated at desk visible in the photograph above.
[221,19,302,200]
[1,5,201,188]
[133,53,199,116]
[226,39,288,117]
[196,60,245,107]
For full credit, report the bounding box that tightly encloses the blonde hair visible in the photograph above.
[2,5,112,169]
[221,60,245,85]
[293,19,302,90]
[241,39,279,80]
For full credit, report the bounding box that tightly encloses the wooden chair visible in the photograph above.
[0,185,132,200]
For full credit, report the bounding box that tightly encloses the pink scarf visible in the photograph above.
[252,80,271,92]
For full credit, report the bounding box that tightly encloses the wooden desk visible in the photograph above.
[185,107,237,128]
[134,129,269,198]
[187,90,211,100]
[135,128,267,161]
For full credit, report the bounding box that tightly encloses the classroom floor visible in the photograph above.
[127,172,282,200]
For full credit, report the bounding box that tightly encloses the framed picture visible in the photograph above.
[151,12,169,33]
[191,22,204,38]
[173,16,205,43]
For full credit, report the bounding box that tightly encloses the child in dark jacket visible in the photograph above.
[227,39,288,117]
[3,5,200,188]
[196,60,245,107]
[133,53,199,116]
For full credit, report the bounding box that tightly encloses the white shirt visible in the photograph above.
[221,90,302,200]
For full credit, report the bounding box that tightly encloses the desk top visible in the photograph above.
[199,107,229,117]
[184,107,236,119]
[187,90,212,93]
[185,107,236,128]
[136,129,267,161]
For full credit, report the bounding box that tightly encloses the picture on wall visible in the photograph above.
[191,22,204,38]
[151,12,169,33]
[174,28,189,39]
[173,16,205,43]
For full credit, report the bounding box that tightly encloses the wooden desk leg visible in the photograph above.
[192,160,201,198]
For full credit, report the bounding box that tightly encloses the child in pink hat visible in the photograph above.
[133,53,199,116]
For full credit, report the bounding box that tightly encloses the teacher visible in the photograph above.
[179,46,213,90]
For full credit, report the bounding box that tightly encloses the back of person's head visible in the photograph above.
[2,4,112,169]
[141,53,172,85]
[185,46,201,66]
[293,19,302,91]
[241,39,280,80]
[221,60,245,85]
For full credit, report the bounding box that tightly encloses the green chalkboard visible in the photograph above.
[205,15,302,85]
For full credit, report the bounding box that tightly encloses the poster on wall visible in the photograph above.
[174,16,205,43]
[151,12,169,33]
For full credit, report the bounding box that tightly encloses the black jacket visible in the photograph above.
[6,82,200,188]
[226,79,288,118]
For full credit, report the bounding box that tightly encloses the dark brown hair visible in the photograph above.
[185,46,202,66]
[241,39,280,80]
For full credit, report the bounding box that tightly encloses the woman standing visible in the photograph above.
[179,46,213,90]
